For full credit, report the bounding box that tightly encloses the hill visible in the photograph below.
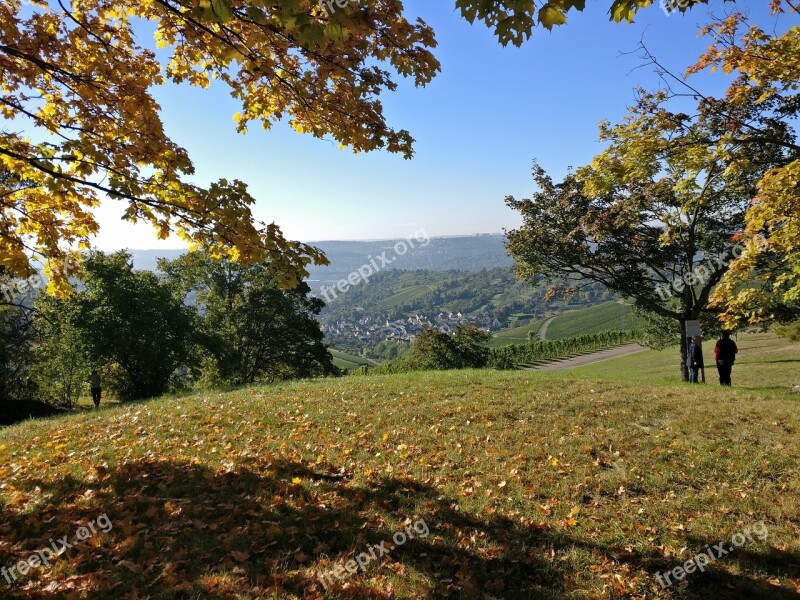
[1,338,799,598]
[126,235,514,279]
[319,268,615,354]
[544,301,647,340]
[573,332,800,389]
[487,317,547,347]
[305,234,514,285]
[328,349,377,370]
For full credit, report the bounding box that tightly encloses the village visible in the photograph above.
[320,310,503,343]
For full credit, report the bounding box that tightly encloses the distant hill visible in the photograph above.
[305,234,513,287]
[126,234,513,284]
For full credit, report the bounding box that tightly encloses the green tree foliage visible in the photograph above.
[405,324,491,371]
[30,297,91,408]
[369,340,412,361]
[774,320,800,342]
[0,303,34,405]
[455,0,708,42]
[67,251,195,401]
[161,251,337,386]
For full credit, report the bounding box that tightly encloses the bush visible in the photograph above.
[774,320,800,341]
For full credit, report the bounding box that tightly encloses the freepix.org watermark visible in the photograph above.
[655,520,768,589]
[317,518,430,590]
[320,228,430,304]
[655,235,768,302]
[319,0,360,18]
[659,0,691,16]
[1,513,113,584]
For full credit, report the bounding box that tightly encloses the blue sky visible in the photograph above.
[91,1,785,249]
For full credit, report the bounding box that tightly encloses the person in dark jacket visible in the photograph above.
[714,331,739,386]
[87,370,102,408]
[688,335,704,383]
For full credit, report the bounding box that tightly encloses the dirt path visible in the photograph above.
[537,315,558,340]
[527,343,648,371]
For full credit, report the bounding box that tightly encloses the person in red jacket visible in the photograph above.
[714,331,738,386]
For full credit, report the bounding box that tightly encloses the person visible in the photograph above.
[714,331,738,386]
[88,370,102,408]
[688,335,704,383]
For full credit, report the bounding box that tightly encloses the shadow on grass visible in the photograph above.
[1,459,798,599]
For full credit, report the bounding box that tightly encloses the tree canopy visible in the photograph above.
[505,80,793,377]
[0,0,440,289]
[1,0,728,291]
[3,0,797,328]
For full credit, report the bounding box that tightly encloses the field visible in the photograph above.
[545,302,645,340]
[573,333,799,392]
[488,317,547,347]
[1,335,799,598]
[328,349,378,371]
[489,302,643,348]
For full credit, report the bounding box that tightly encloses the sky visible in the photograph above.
[90,1,786,250]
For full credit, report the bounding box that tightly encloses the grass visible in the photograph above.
[375,284,432,311]
[1,338,799,598]
[573,333,800,392]
[328,349,377,371]
[546,302,646,340]
[488,317,547,347]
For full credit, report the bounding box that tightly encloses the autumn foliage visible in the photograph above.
[0,0,440,289]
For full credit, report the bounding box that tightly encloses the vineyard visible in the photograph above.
[488,330,642,369]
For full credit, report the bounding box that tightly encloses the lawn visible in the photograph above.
[573,333,800,393]
[546,302,646,340]
[328,349,378,371]
[489,317,547,347]
[1,339,799,598]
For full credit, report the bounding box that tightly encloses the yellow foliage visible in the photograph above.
[0,0,440,289]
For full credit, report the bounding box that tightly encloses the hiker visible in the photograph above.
[714,331,738,386]
[688,335,704,383]
[88,370,102,408]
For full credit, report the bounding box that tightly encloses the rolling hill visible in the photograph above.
[1,335,798,598]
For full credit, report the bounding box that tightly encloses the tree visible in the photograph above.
[685,9,800,325]
[0,303,35,406]
[505,87,791,379]
[30,297,91,408]
[1,0,726,289]
[0,0,441,288]
[71,251,195,400]
[411,324,490,370]
[160,251,337,385]
[454,0,712,41]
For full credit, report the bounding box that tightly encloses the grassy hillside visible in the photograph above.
[545,301,646,339]
[488,317,547,347]
[328,349,377,370]
[1,340,799,598]
[320,268,613,327]
[573,333,800,391]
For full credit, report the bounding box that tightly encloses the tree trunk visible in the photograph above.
[679,319,689,382]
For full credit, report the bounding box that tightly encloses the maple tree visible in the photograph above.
[688,8,800,325]
[0,0,440,290]
[0,0,727,293]
[53,251,195,400]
